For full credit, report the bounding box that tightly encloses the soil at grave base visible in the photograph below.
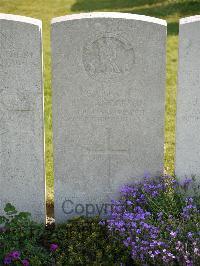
[46,202,54,220]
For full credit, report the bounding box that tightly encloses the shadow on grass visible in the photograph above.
[168,22,178,36]
[71,0,200,19]
[71,0,166,12]
[124,0,200,18]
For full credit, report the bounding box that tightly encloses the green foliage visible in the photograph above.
[48,216,130,265]
[1,0,200,205]
[0,203,52,265]
[0,180,200,265]
[0,204,130,265]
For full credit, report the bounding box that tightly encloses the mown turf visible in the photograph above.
[0,0,200,205]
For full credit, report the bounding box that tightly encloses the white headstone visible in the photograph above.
[51,12,167,222]
[175,16,200,179]
[0,14,45,222]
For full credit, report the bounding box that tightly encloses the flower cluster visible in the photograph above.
[4,251,29,265]
[103,175,200,265]
[0,204,54,265]
[3,244,58,265]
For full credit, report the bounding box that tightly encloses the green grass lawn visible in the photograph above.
[0,0,200,205]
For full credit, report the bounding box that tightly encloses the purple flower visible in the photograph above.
[152,191,159,197]
[136,229,141,234]
[3,251,20,265]
[184,178,193,186]
[126,200,133,206]
[194,247,199,255]
[50,243,59,252]
[10,251,20,260]
[157,212,163,220]
[170,231,177,238]
[186,197,193,204]
[104,176,200,264]
[22,259,30,266]
[144,172,151,179]
[154,250,161,255]
[99,220,105,226]
[4,256,12,265]
[131,222,137,228]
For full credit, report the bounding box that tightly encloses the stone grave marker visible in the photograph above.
[51,12,167,222]
[176,16,200,179]
[0,14,45,222]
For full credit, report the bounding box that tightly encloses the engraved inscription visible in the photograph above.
[181,99,200,122]
[83,34,135,80]
[0,32,33,68]
[0,88,32,112]
[0,88,32,136]
[0,89,32,111]
[66,97,145,121]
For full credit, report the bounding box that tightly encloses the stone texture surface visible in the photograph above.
[175,16,200,179]
[0,14,45,222]
[51,12,167,222]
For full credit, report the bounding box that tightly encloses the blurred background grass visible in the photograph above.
[0,0,200,206]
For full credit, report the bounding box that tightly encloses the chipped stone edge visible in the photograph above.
[0,13,42,28]
[51,12,167,26]
[180,15,200,25]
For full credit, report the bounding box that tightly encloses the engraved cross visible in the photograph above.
[82,128,130,190]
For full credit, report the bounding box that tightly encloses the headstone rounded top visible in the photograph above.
[180,15,200,25]
[0,13,42,28]
[51,12,167,26]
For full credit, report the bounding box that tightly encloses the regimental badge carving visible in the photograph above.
[83,34,135,81]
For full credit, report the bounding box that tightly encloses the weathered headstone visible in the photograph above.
[175,16,200,179]
[0,14,45,222]
[51,12,167,222]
